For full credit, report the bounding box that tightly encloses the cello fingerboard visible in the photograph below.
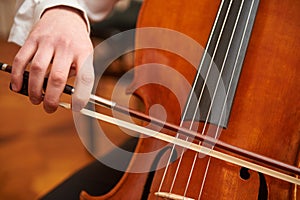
[182,0,260,128]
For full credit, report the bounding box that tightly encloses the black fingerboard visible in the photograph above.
[182,0,260,128]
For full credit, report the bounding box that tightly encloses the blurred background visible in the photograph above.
[0,0,142,199]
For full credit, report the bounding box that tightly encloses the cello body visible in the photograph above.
[81,0,300,199]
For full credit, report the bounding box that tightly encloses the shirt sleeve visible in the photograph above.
[79,0,120,22]
[8,0,118,46]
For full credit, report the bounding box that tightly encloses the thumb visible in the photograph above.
[72,54,95,111]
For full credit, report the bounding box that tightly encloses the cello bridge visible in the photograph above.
[155,192,195,200]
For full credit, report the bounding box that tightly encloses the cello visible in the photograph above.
[1,0,299,199]
[78,0,299,199]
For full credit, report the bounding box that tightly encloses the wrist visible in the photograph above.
[34,0,90,33]
[42,6,89,32]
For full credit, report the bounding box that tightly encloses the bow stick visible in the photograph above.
[1,62,299,185]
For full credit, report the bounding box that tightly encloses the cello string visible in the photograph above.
[195,1,250,198]
[157,0,228,194]
[2,62,298,175]
[58,102,300,185]
[168,0,235,196]
[180,1,237,196]
[184,0,244,196]
[213,0,256,163]
[168,0,236,195]
[196,0,257,198]
[86,94,300,176]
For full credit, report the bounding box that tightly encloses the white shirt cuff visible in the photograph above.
[34,0,90,32]
[8,0,90,46]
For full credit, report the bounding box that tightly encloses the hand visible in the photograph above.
[11,6,94,113]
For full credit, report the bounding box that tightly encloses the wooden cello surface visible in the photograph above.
[81,0,300,199]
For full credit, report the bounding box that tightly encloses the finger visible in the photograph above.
[43,50,73,113]
[68,64,77,77]
[11,40,37,91]
[72,54,94,111]
[28,44,54,105]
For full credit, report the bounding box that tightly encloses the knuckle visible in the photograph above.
[55,36,71,48]
[50,71,66,86]
[27,33,39,43]
[79,72,94,86]
[29,31,53,45]
[27,32,43,44]
[30,62,44,73]
[13,55,23,67]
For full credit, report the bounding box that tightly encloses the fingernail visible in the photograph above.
[30,97,40,105]
[11,83,18,91]
[45,107,56,113]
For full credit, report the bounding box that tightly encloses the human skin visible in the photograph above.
[11,6,94,113]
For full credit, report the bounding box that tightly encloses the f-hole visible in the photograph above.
[240,167,268,200]
[141,146,178,199]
